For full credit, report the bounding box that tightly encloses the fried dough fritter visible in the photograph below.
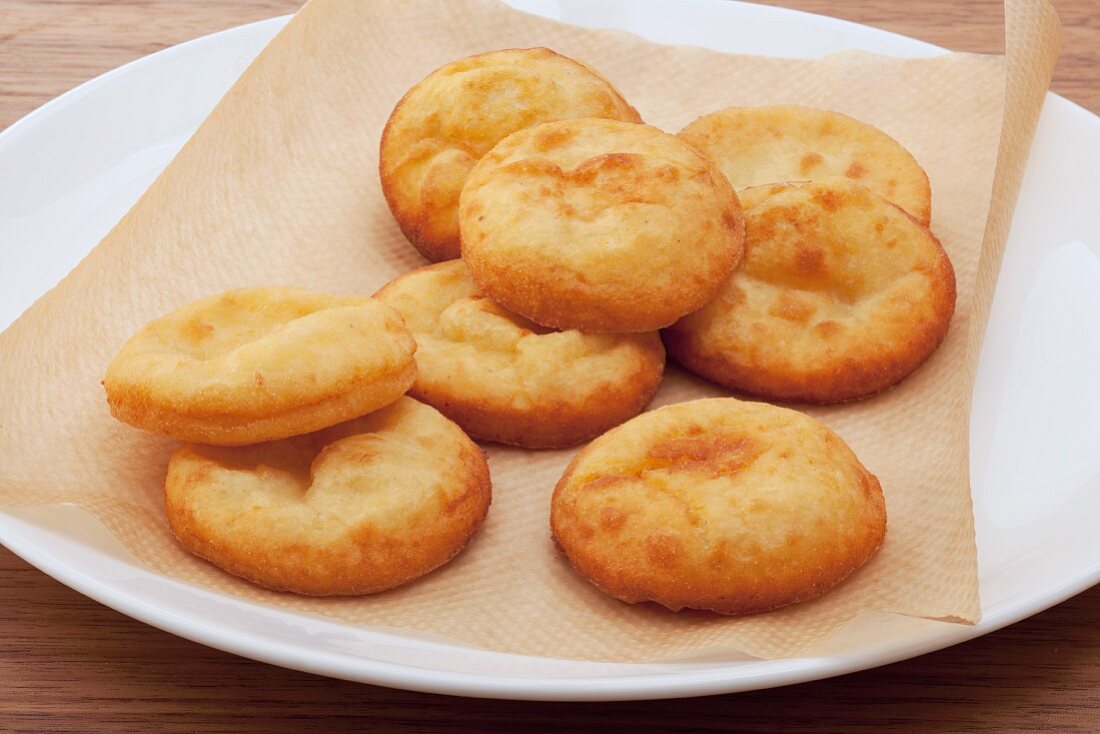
[104,288,417,444]
[380,47,641,262]
[460,118,744,333]
[551,397,886,615]
[375,260,665,448]
[166,398,491,595]
[680,105,931,225]
[664,180,955,403]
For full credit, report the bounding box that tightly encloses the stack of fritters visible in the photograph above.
[104,47,954,617]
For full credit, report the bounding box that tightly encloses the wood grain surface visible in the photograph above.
[1,1,1098,730]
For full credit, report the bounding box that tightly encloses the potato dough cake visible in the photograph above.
[166,397,491,596]
[460,118,744,333]
[551,398,886,615]
[680,105,931,225]
[380,47,641,262]
[104,288,417,445]
[663,180,955,403]
[375,260,665,448]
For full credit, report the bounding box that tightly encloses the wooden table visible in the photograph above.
[1,1,1097,730]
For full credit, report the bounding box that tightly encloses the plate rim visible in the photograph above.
[5,509,1100,701]
[1,0,1098,701]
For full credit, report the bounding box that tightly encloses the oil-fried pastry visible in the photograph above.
[104,288,417,444]
[551,397,886,615]
[380,47,641,262]
[663,180,955,403]
[460,118,744,333]
[165,397,491,595]
[375,260,665,448]
[680,105,931,225]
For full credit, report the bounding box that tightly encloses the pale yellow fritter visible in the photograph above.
[104,288,417,445]
[374,260,665,448]
[460,118,744,333]
[680,105,931,225]
[663,180,955,404]
[165,397,491,596]
[551,397,886,616]
[380,47,641,262]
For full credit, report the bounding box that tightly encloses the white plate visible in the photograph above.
[1,0,1098,702]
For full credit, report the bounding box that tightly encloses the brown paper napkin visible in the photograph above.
[0,0,1060,661]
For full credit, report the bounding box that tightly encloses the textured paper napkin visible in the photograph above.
[0,0,1060,661]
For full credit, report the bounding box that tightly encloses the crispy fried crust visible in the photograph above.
[165,397,492,596]
[103,288,417,444]
[460,118,744,333]
[663,180,955,404]
[374,260,665,448]
[679,105,932,225]
[550,398,886,616]
[380,47,641,262]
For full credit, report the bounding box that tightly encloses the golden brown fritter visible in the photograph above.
[375,260,665,448]
[460,118,744,333]
[165,398,491,596]
[104,288,417,444]
[551,397,886,615]
[680,105,931,225]
[380,47,641,262]
[663,180,955,404]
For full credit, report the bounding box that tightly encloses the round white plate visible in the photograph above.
[2,0,1099,702]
